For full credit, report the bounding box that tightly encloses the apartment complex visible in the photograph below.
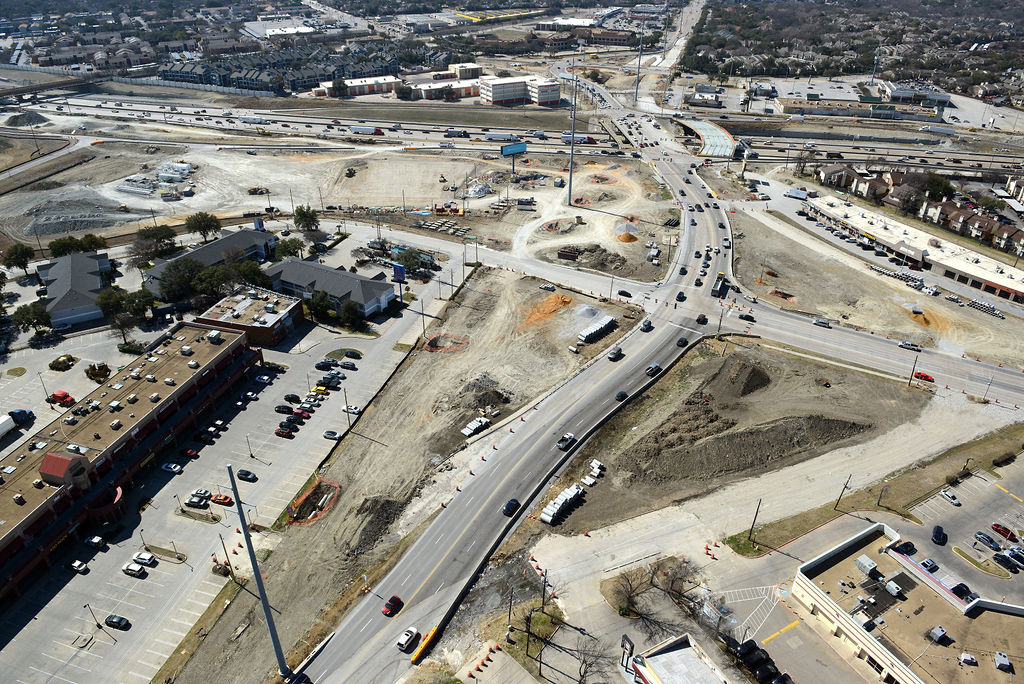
[480,75,561,106]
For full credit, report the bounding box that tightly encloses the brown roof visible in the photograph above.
[39,452,75,480]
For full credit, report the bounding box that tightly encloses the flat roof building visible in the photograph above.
[411,79,479,100]
[629,633,731,683]
[480,75,561,106]
[449,62,482,80]
[343,74,401,95]
[194,285,304,347]
[793,523,1024,684]
[879,81,952,104]
[0,324,261,608]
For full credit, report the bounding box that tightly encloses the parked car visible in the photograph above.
[133,552,156,566]
[314,362,333,371]
[950,582,971,599]
[185,495,206,509]
[344,350,361,359]
[122,562,145,577]
[279,421,298,431]
[992,523,1018,542]
[397,627,419,651]
[237,469,258,482]
[104,614,130,630]
[275,427,293,438]
[920,559,938,573]
[339,361,357,371]
[284,394,301,403]
[344,406,361,415]
[323,430,341,440]
[975,531,1001,551]
[85,536,105,549]
[211,494,233,506]
[894,541,915,555]
[254,375,272,384]
[70,560,88,573]
[939,489,961,506]
[993,552,1019,573]
[292,409,311,419]
[275,405,294,414]
[161,463,183,474]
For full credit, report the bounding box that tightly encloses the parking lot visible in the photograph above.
[904,458,1024,600]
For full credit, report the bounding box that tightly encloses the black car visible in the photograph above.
[279,421,296,431]
[284,394,301,403]
[339,361,357,371]
[678,266,687,275]
[994,553,1019,573]
[676,337,688,347]
[275,405,293,414]
[743,648,769,668]
[738,313,755,322]
[731,639,757,659]
[694,251,702,259]
[950,583,971,599]
[675,292,686,302]
[694,278,703,287]
[237,469,258,482]
[502,499,521,516]
[285,415,304,425]
[931,525,947,545]
[754,663,780,683]
[894,541,915,555]
[104,614,130,630]
[615,391,628,401]
[344,350,361,359]
[617,289,632,298]
[315,362,333,371]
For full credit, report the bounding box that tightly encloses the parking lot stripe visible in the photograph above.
[135,660,162,669]
[171,618,193,626]
[28,666,76,684]
[193,589,216,597]
[995,484,1024,503]
[95,594,146,610]
[155,638,178,648]
[179,608,202,616]
[54,638,103,657]
[163,629,187,637]
[128,672,152,680]
[40,653,91,672]
[185,598,207,606]
[145,648,171,659]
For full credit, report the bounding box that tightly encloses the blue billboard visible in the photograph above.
[501,142,527,157]
[392,263,406,283]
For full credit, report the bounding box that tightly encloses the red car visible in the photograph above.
[292,409,311,419]
[382,595,403,617]
[913,372,934,382]
[183,448,199,459]
[992,523,1018,542]
[211,494,233,506]
[275,427,293,438]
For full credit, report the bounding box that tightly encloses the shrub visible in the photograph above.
[944,474,960,486]
[992,451,1017,467]
[118,341,146,355]
[48,354,76,371]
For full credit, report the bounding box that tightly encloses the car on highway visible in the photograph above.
[502,499,521,516]
[675,292,686,302]
[932,526,947,545]
[104,614,130,630]
[940,489,961,506]
[275,427,293,438]
[976,531,1001,551]
[254,375,273,384]
[162,463,183,474]
[617,289,632,298]
[556,433,576,450]
[913,372,934,382]
[738,313,755,322]
[397,627,419,651]
[275,405,293,414]
[993,552,1019,573]
[237,470,258,482]
[211,494,233,506]
[640,319,653,332]
[382,595,403,616]
[898,341,923,352]
[813,319,831,328]
[615,391,628,401]
[992,523,1018,542]
[920,559,938,573]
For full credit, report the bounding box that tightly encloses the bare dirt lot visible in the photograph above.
[536,340,930,536]
[729,208,1024,367]
[0,131,66,173]
[174,268,629,683]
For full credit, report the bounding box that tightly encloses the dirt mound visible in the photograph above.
[590,174,615,185]
[353,496,406,552]
[6,112,48,127]
[451,372,512,410]
[617,232,638,242]
[517,293,572,330]
[425,332,469,352]
[614,221,639,242]
[702,356,772,399]
[571,243,627,271]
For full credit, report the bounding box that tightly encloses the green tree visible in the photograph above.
[233,260,271,288]
[123,287,155,317]
[184,211,222,243]
[158,257,204,301]
[190,265,236,297]
[394,84,414,100]
[48,236,84,257]
[336,299,361,327]
[393,249,421,272]
[3,243,35,276]
[95,287,126,318]
[11,300,51,332]
[110,312,137,343]
[276,237,306,258]
[331,79,348,97]
[80,233,108,251]
[308,290,332,320]
[293,204,320,232]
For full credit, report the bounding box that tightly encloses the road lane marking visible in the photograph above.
[359,618,372,633]
[761,619,800,644]
[995,484,1023,502]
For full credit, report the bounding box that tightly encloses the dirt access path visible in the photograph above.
[174,268,630,683]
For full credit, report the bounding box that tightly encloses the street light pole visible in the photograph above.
[84,603,100,628]
[140,528,147,551]
[174,494,184,513]
[246,433,254,458]
[343,387,351,429]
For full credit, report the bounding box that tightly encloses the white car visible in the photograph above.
[133,552,156,566]
[122,562,145,577]
[323,430,341,440]
[298,402,317,412]
[70,560,88,573]
[254,375,272,384]
[396,627,419,651]
[344,406,361,415]
[939,488,961,506]
[192,488,212,500]
[161,463,183,474]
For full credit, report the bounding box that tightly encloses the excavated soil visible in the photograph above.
[558,342,928,534]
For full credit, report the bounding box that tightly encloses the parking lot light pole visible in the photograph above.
[343,388,352,429]
[140,528,147,551]
[84,603,100,628]
[174,494,184,513]
[245,433,254,458]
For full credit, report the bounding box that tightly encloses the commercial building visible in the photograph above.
[879,81,952,105]
[144,229,278,288]
[775,96,942,122]
[480,75,560,106]
[194,286,304,347]
[628,3,669,17]
[792,523,1024,684]
[807,195,1024,302]
[35,252,112,328]
[535,17,595,31]
[628,633,731,683]
[265,259,397,318]
[411,79,479,100]
[683,91,723,108]
[449,62,482,80]
[0,324,260,608]
[343,74,402,96]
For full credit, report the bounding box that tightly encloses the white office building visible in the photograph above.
[480,75,561,106]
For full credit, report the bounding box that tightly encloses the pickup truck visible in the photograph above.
[555,433,576,451]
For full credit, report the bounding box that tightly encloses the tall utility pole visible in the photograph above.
[227,465,291,679]
[566,61,579,207]
[833,473,853,511]
[634,22,646,103]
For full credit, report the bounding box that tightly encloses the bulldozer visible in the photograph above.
[248,186,269,195]
[116,203,130,213]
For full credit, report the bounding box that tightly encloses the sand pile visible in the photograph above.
[516,294,573,331]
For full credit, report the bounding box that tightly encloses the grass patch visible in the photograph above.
[271,510,441,681]
[477,598,564,679]
[725,422,1024,557]
[326,348,364,361]
[393,342,414,352]
[660,187,672,200]
[256,548,272,562]
[150,577,245,683]
[6,367,26,377]
[952,547,1011,578]
[403,292,417,303]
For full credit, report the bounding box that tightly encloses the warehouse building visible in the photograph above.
[480,75,560,106]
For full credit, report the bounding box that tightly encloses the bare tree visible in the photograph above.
[572,634,613,684]
[220,246,246,265]
[612,567,648,616]
[657,557,702,603]
[127,239,156,273]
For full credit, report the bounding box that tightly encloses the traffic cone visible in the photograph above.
[237,542,242,547]
[520,416,525,421]
[530,555,535,561]
[713,541,719,547]
[468,671,474,679]
[440,501,446,508]
[469,469,474,475]
[236,527,241,533]
[456,484,461,491]
[583,530,589,537]
[509,427,514,433]
[480,454,486,461]
[492,444,497,450]
[232,549,237,554]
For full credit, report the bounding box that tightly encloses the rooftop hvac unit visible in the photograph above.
[855,554,877,577]
[187,360,199,369]
[109,420,122,430]
[884,580,902,597]
[180,345,194,356]
[13,493,25,505]
[32,479,44,488]
[149,393,160,402]
[164,377,175,386]
[208,330,222,342]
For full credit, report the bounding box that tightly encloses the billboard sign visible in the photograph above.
[392,263,406,283]
[253,218,265,231]
[501,142,527,158]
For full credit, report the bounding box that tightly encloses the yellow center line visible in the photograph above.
[761,620,799,644]
[995,483,1024,502]
[333,331,666,680]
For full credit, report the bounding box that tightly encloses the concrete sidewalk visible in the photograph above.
[453,645,537,684]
